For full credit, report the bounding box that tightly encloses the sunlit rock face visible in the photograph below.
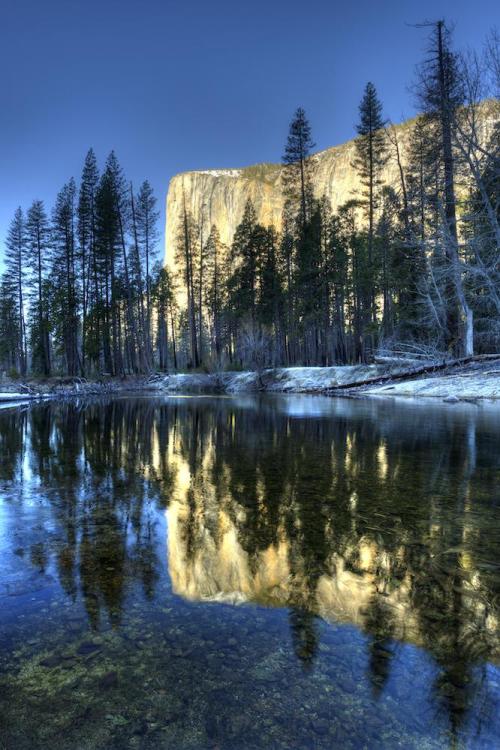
[164,100,499,277]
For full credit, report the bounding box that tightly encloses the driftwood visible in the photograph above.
[326,354,500,392]
[373,356,430,366]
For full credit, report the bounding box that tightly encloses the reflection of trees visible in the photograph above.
[1,395,500,733]
[0,400,177,629]
[289,607,318,669]
[364,595,396,695]
[0,408,26,481]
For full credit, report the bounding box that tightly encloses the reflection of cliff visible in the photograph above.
[167,490,406,622]
[163,396,500,675]
[168,492,499,659]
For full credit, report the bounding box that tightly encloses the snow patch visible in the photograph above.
[198,169,241,178]
[368,373,500,400]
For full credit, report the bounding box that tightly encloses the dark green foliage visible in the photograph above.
[51,179,79,375]
[352,82,387,354]
[151,264,176,371]
[1,151,165,378]
[26,200,51,375]
[135,180,160,360]
[78,148,99,369]
[0,274,20,371]
[4,207,27,374]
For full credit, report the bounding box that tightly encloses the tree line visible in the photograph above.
[0,150,171,377]
[1,20,499,377]
[175,21,500,371]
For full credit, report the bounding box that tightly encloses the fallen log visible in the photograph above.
[326,354,500,392]
[373,356,426,366]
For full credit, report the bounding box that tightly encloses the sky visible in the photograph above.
[0,0,497,268]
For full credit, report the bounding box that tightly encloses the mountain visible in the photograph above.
[164,101,498,276]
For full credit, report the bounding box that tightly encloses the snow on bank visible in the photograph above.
[2,362,498,404]
[160,364,407,395]
[366,371,500,400]
[159,362,500,400]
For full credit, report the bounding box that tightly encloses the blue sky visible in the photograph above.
[0,0,497,266]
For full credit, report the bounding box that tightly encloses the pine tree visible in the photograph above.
[175,198,199,368]
[4,207,27,374]
[415,20,472,356]
[0,273,20,372]
[107,151,140,373]
[258,226,284,364]
[152,265,176,371]
[135,180,159,360]
[337,200,368,362]
[406,115,438,244]
[228,200,260,325]
[327,213,349,362]
[95,159,121,374]
[353,82,387,339]
[204,225,226,361]
[26,200,51,375]
[375,186,401,337]
[52,179,79,375]
[282,108,315,230]
[130,183,150,370]
[78,149,99,373]
[280,200,296,364]
[294,204,324,364]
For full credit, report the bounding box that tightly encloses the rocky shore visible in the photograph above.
[2,357,500,404]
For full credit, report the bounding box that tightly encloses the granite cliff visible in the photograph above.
[164,101,498,275]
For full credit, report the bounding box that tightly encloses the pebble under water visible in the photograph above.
[0,394,500,749]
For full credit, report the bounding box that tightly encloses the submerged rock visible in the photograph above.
[311,718,330,735]
[76,641,101,656]
[99,670,118,689]
[40,654,63,668]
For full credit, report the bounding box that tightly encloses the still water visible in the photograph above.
[0,395,500,749]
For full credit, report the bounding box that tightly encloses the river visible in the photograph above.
[0,395,499,749]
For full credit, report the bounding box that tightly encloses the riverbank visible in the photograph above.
[0,376,157,404]
[355,359,500,400]
[156,364,410,395]
[2,358,500,403]
[156,358,500,400]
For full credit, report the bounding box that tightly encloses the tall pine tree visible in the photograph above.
[4,208,27,374]
[282,108,315,230]
[353,82,387,351]
[27,200,51,375]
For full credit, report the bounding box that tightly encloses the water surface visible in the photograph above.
[1,395,500,749]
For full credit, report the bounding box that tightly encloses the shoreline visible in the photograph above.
[2,359,500,404]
